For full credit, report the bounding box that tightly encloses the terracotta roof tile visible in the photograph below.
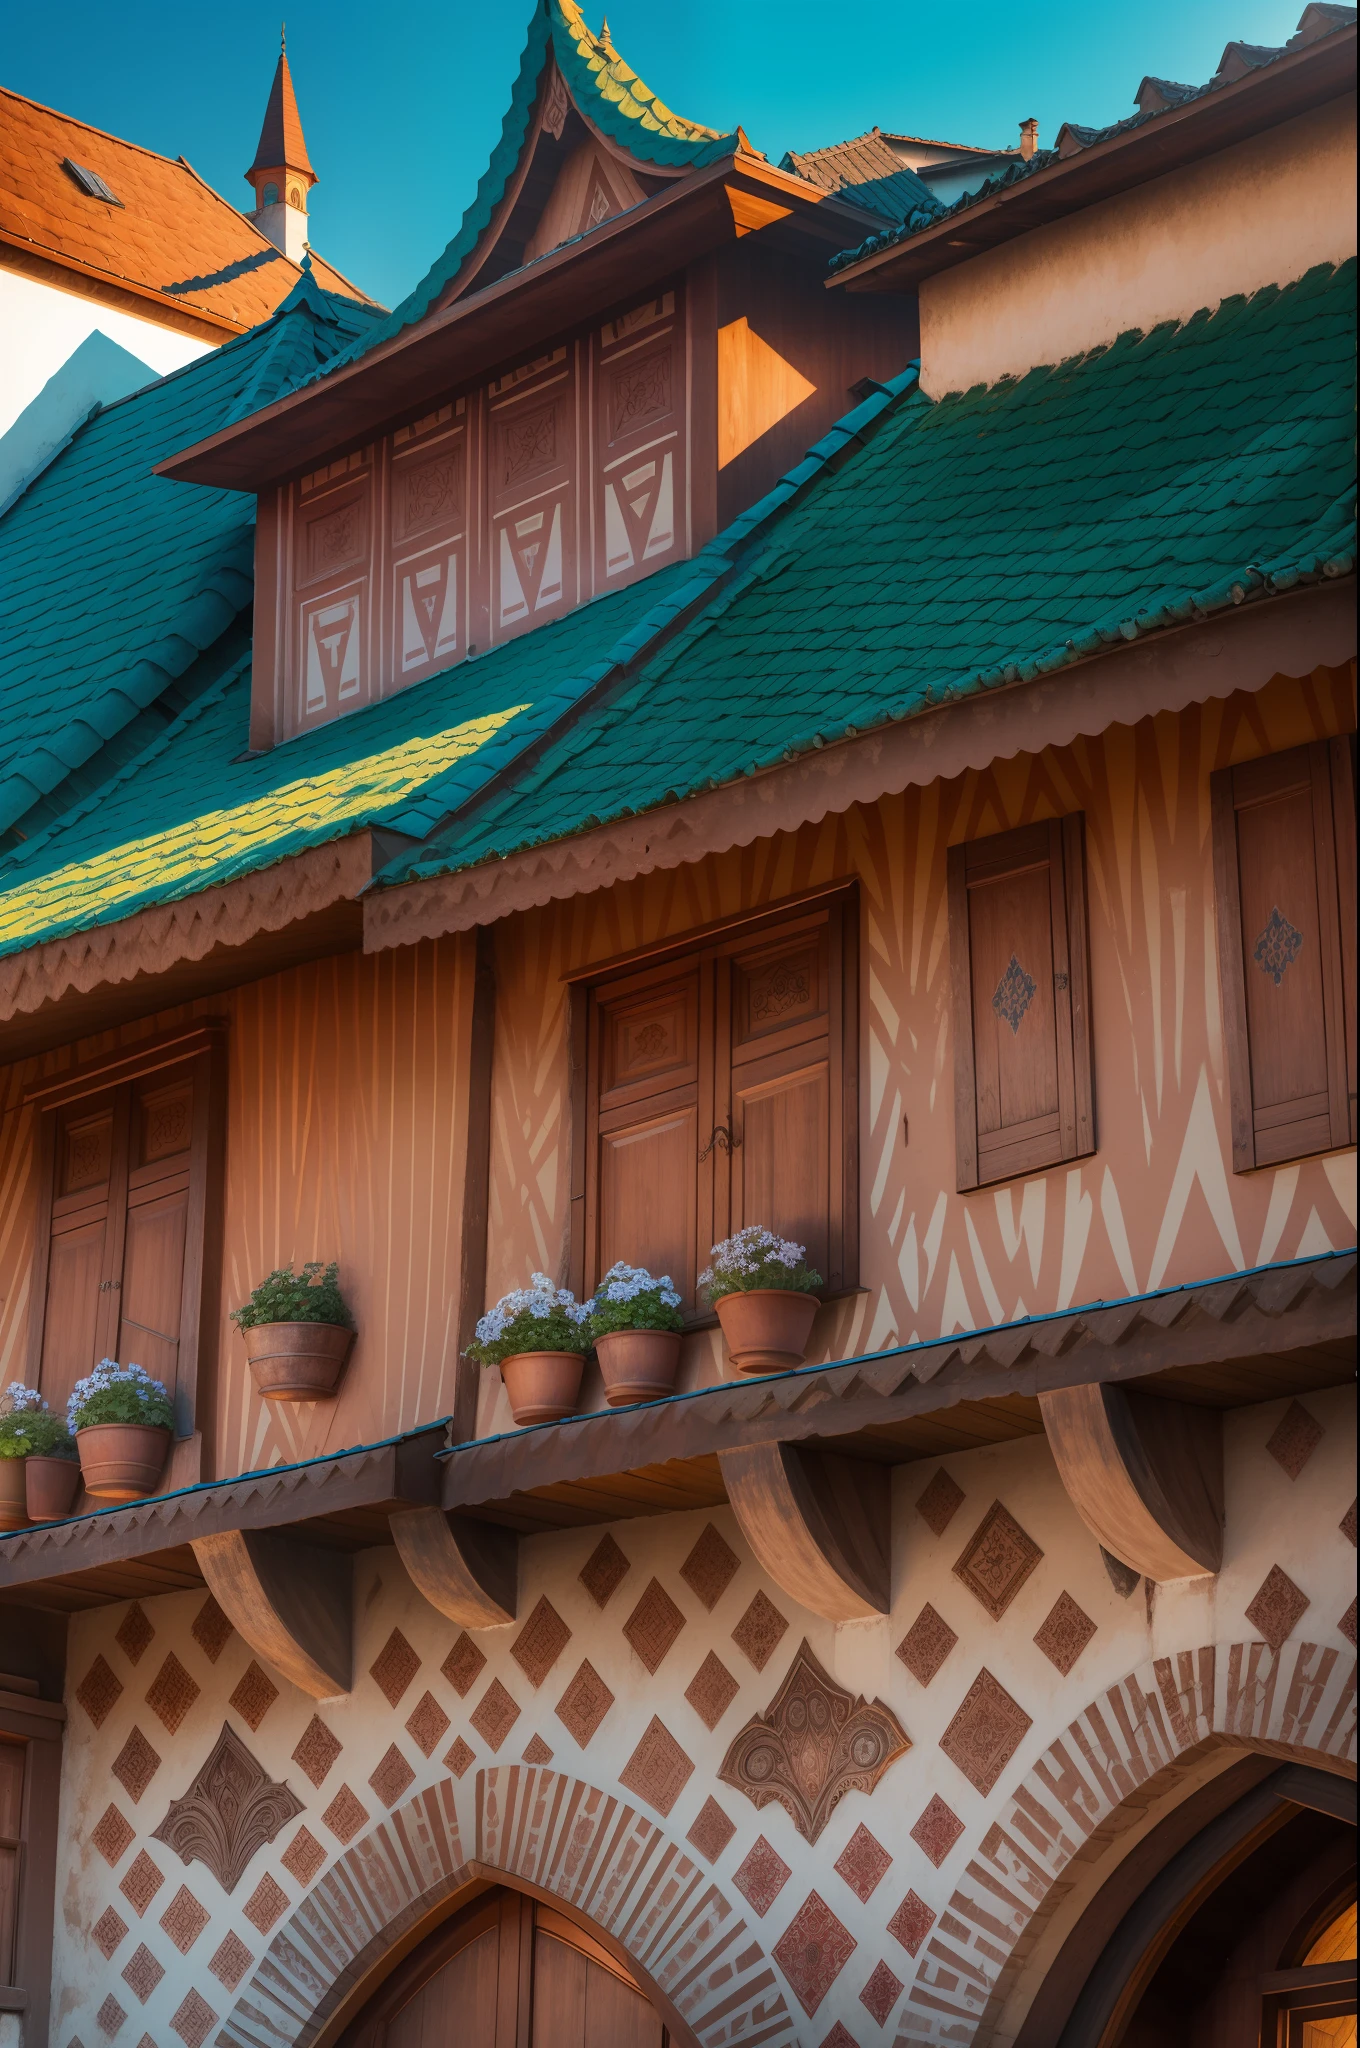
[0,86,372,331]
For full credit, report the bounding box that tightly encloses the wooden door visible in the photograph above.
[340,1886,668,2048]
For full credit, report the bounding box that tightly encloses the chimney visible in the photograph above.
[245,30,317,263]
[1019,118,1039,160]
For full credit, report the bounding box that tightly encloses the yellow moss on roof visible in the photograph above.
[0,704,524,951]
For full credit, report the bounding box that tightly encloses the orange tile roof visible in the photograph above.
[0,86,374,334]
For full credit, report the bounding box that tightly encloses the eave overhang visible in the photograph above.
[155,158,895,494]
[361,579,1358,954]
[0,1251,1351,1607]
[828,24,1357,293]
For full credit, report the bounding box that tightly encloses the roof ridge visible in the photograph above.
[0,83,216,173]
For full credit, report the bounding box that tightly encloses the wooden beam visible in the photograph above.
[1039,1382,1223,1581]
[191,1529,352,1697]
[718,1442,890,1621]
[390,1507,518,1628]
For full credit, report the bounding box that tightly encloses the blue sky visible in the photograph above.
[7,0,1308,310]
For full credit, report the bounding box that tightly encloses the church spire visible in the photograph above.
[245,29,316,262]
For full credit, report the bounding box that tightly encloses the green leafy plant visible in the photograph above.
[586,1264,685,1337]
[0,1409,77,1459]
[67,1362,174,1433]
[699,1227,822,1302]
[1,1384,78,1458]
[230,1262,355,1331]
[465,1274,592,1369]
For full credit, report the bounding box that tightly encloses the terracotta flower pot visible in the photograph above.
[25,1454,81,1522]
[76,1423,172,1502]
[499,1351,585,1426]
[0,1458,28,1531]
[594,1328,683,1407]
[242,1321,354,1401]
[714,1289,819,1375]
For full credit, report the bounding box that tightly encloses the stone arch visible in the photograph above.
[899,1637,1357,2045]
[218,1765,793,2048]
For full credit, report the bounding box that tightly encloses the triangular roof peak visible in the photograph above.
[247,32,316,189]
[309,0,741,365]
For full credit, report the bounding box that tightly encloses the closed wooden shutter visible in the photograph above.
[574,889,858,1312]
[587,965,708,1311]
[26,1024,226,1453]
[1211,738,1356,1171]
[0,1738,23,1987]
[949,816,1094,1191]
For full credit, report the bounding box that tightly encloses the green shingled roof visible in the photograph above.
[384,261,1358,888]
[303,1,737,379]
[0,273,379,836]
[0,562,692,959]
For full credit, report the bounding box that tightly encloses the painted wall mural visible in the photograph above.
[43,1387,1356,2042]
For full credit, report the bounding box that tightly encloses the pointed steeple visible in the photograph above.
[245,29,316,262]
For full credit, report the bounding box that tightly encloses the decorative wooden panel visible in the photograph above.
[266,292,688,742]
[388,401,467,688]
[949,816,1094,1190]
[593,294,686,593]
[489,347,578,639]
[576,887,857,1311]
[1212,737,1356,1170]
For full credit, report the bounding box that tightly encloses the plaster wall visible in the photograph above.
[43,1385,1356,2044]
[917,95,1357,399]
[0,269,211,438]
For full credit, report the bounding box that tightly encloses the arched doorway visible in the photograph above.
[337,1885,673,2047]
[1016,1760,1356,2046]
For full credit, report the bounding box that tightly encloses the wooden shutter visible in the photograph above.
[26,1023,226,1448]
[1211,738,1356,1171]
[574,887,858,1311]
[0,1738,22,1987]
[584,964,709,1312]
[724,903,855,1293]
[949,815,1094,1191]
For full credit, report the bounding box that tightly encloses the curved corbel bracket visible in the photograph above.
[1039,1381,1223,1582]
[719,1441,890,1622]
[191,1529,352,1698]
[391,1506,518,1629]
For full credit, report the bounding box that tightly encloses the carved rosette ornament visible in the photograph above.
[151,1722,303,1893]
[717,1640,910,1843]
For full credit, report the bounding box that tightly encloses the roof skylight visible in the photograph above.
[62,158,123,206]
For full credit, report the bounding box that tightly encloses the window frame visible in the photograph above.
[23,1019,228,1460]
[567,883,859,1314]
[0,1686,64,2031]
[1211,736,1357,1173]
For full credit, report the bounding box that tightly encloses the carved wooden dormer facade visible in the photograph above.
[161,2,917,745]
